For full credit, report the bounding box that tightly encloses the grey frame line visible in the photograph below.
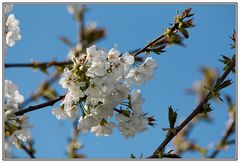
[2,1,238,161]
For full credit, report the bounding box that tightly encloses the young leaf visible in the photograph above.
[202,102,213,114]
[182,8,192,17]
[182,19,195,28]
[179,27,189,38]
[218,79,232,90]
[156,148,165,158]
[130,153,136,158]
[40,65,49,75]
[163,150,182,158]
[168,106,177,129]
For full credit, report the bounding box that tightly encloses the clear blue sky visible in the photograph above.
[5,3,236,158]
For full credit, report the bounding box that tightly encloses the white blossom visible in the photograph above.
[14,129,31,142]
[65,105,79,121]
[91,103,115,119]
[125,69,146,85]
[140,57,157,80]
[4,80,31,149]
[86,58,110,77]
[116,112,148,138]
[77,114,99,134]
[4,80,18,98]
[90,122,116,136]
[85,77,105,99]
[56,45,156,138]
[68,82,85,102]
[130,89,144,113]
[86,45,107,61]
[67,5,76,15]
[59,68,75,89]
[6,14,20,31]
[52,107,68,120]
[5,14,22,47]
[108,48,120,63]
[121,52,135,65]
[126,57,157,85]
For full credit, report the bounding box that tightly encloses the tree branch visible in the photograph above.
[133,23,178,57]
[19,141,35,158]
[15,95,65,116]
[148,56,235,158]
[5,60,72,68]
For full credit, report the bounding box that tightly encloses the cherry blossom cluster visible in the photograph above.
[4,4,22,47]
[52,45,157,138]
[4,80,31,149]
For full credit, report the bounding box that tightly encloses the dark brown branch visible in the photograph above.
[5,60,72,68]
[133,23,178,57]
[15,95,65,116]
[19,142,35,158]
[148,57,235,158]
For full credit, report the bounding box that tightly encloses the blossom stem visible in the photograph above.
[148,57,235,158]
[15,95,65,116]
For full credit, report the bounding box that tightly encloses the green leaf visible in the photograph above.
[219,55,235,73]
[202,102,213,114]
[186,13,195,18]
[149,45,167,55]
[179,27,189,38]
[40,65,49,75]
[182,19,195,28]
[168,106,177,129]
[230,31,236,49]
[218,79,232,90]
[130,154,136,158]
[182,8,192,17]
[166,34,184,46]
[156,148,165,158]
[100,118,107,126]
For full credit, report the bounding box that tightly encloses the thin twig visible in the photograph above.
[148,57,235,158]
[19,142,35,158]
[5,23,174,69]
[133,23,178,57]
[5,24,173,69]
[15,95,65,116]
[5,60,72,68]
